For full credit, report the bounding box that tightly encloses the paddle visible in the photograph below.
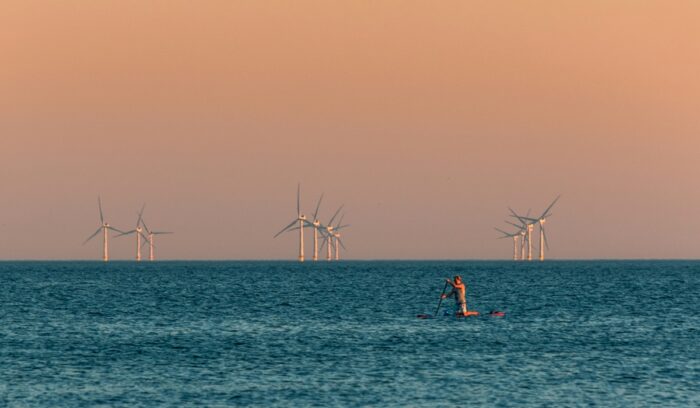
[434,280,449,316]
[417,281,449,319]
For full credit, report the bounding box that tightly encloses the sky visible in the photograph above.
[1,1,699,260]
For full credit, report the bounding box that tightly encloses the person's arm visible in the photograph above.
[441,289,456,299]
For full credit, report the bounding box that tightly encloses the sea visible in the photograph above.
[1,261,698,407]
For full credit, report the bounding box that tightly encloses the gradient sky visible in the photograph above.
[1,1,699,260]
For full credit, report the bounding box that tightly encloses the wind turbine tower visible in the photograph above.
[519,196,560,261]
[139,215,173,261]
[311,194,323,261]
[319,205,344,261]
[274,184,312,262]
[83,196,123,261]
[495,227,521,260]
[527,223,534,261]
[116,204,151,261]
[506,219,527,262]
[332,214,349,261]
[509,208,535,261]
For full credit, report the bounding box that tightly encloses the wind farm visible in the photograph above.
[82,190,566,262]
[496,196,561,261]
[83,198,173,262]
[274,184,350,262]
[82,197,125,262]
[115,204,150,261]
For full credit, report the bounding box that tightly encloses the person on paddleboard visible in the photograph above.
[441,275,467,315]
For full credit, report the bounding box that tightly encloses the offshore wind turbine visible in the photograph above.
[140,216,173,261]
[274,184,310,262]
[495,227,521,260]
[310,194,324,261]
[326,213,350,261]
[83,196,124,262]
[319,205,344,261]
[289,193,326,261]
[321,212,350,261]
[517,195,561,261]
[509,208,535,261]
[505,220,526,261]
[116,204,151,261]
[332,214,350,261]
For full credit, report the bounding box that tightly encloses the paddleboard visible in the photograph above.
[416,311,480,319]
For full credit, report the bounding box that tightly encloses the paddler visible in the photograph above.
[441,275,468,315]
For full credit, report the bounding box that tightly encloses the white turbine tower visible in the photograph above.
[505,219,527,261]
[311,194,324,261]
[140,215,173,261]
[83,196,124,262]
[333,214,350,261]
[509,208,536,261]
[318,205,343,261]
[274,184,311,262]
[495,227,522,260]
[517,196,561,261]
[321,212,350,261]
[116,204,151,261]
[288,193,329,261]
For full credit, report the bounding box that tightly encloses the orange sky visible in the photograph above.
[1,1,699,259]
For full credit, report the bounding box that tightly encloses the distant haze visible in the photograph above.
[1,1,699,260]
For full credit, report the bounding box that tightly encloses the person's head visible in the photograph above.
[454,275,462,284]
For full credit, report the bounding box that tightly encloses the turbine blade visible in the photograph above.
[140,218,151,234]
[505,220,523,230]
[313,193,323,220]
[494,227,511,237]
[289,220,316,231]
[328,205,344,226]
[153,231,173,235]
[98,196,104,224]
[335,224,350,231]
[508,207,527,225]
[139,231,151,243]
[137,203,146,226]
[108,226,126,234]
[338,237,347,251]
[83,227,102,245]
[115,229,136,237]
[510,212,537,223]
[335,214,345,229]
[274,220,298,238]
[543,226,550,250]
[540,195,561,219]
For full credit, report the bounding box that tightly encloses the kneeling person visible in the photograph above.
[441,275,467,315]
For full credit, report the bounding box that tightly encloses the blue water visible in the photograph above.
[1,261,698,406]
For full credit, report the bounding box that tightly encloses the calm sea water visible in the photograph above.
[1,261,698,407]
